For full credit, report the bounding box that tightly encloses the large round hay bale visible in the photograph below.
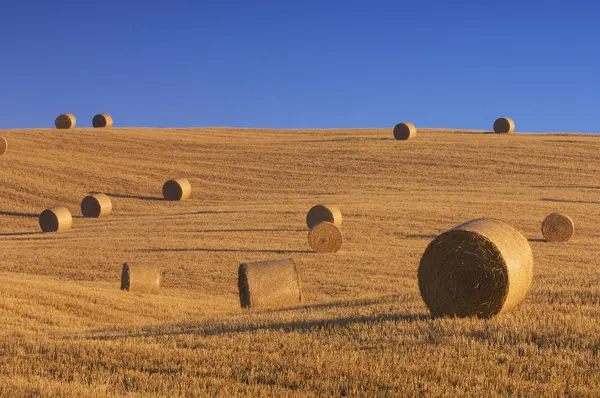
[306,204,342,229]
[120,262,161,294]
[238,258,302,309]
[0,137,7,155]
[162,178,191,201]
[393,122,416,140]
[81,193,113,218]
[39,206,72,233]
[493,117,515,134]
[92,113,113,128]
[418,218,533,318]
[542,213,574,242]
[308,221,343,253]
[55,113,76,129]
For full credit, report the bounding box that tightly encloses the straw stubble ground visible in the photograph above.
[0,127,599,396]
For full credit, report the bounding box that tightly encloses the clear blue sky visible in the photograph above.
[0,1,598,132]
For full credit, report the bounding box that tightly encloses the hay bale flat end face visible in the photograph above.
[81,193,113,218]
[542,213,574,242]
[493,117,515,134]
[308,221,343,253]
[418,218,533,318]
[92,114,113,128]
[55,113,76,129]
[238,258,302,309]
[39,207,72,233]
[393,122,416,140]
[162,178,192,201]
[306,204,342,229]
[121,263,161,294]
[0,137,7,155]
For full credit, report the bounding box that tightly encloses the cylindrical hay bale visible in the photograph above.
[120,262,161,294]
[92,113,113,128]
[238,258,302,309]
[418,218,533,319]
[393,122,416,140]
[39,206,73,233]
[493,117,515,134]
[306,204,343,229]
[308,221,343,253]
[162,178,191,201]
[55,113,76,129]
[542,213,574,242]
[0,137,7,155]
[81,193,113,218]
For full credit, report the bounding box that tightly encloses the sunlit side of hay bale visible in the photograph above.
[120,262,161,294]
[0,137,7,155]
[542,213,574,242]
[162,178,192,201]
[39,206,73,233]
[92,114,113,128]
[238,258,302,309]
[308,221,343,253]
[81,194,113,218]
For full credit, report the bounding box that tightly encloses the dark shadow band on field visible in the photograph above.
[0,231,42,237]
[541,198,600,205]
[0,211,39,218]
[528,238,546,243]
[89,192,163,201]
[139,248,312,254]
[258,294,410,314]
[190,228,306,233]
[533,185,600,190]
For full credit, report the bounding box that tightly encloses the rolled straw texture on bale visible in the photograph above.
[308,221,343,253]
[393,122,416,140]
[81,194,112,218]
[162,178,191,201]
[0,137,7,155]
[238,258,302,309]
[418,218,533,318]
[121,263,161,294]
[55,113,76,129]
[493,117,515,134]
[39,207,72,233]
[92,114,113,128]
[306,204,343,229]
[542,213,574,242]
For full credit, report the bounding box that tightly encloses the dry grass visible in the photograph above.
[0,126,599,396]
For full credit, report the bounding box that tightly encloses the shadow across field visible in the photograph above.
[0,211,39,218]
[140,248,312,254]
[405,234,438,240]
[541,198,600,205]
[90,192,163,201]
[528,238,546,243]
[0,231,42,237]
[533,185,600,190]
[191,228,306,233]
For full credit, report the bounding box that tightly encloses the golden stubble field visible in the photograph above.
[0,127,599,397]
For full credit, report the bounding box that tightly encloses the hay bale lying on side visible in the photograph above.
[393,122,416,140]
[92,114,113,128]
[81,193,113,218]
[306,204,343,229]
[55,113,76,129]
[39,206,72,232]
[238,258,302,309]
[121,262,161,294]
[308,221,343,253]
[493,117,515,134]
[542,213,574,242]
[162,178,191,201]
[0,137,7,155]
[418,218,533,318]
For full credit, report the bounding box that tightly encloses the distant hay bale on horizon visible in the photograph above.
[418,218,533,318]
[542,213,574,242]
[92,114,113,128]
[0,137,7,155]
[306,204,342,229]
[238,258,302,309]
[39,206,72,233]
[121,262,161,294]
[162,178,191,201]
[55,113,76,129]
[81,193,112,218]
[393,122,416,140]
[308,221,343,253]
[493,117,515,134]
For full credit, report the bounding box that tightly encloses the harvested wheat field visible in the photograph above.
[0,126,599,397]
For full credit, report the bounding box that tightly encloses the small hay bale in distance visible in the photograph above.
[120,262,161,294]
[39,206,72,233]
[393,122,416,140]
[81,193,113,218]
[306,204,343,229]
[493,117,515,134]
[418,218,533,319]
[0,137,7,155]
[162,178,191,201]
[55,113,76,129]
[308,221,343,253]
[92,113,113,128]
[542,213,574,242]
[238,258,302,309]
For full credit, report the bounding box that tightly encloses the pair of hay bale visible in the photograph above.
[121,263,161,294]
[38,194,113,233]
[306,204,343,253]
[54,113,113,129]
[393,122,416,140]
[0,137,7,155]
[542,213,574,242]
[163,178,191,201]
